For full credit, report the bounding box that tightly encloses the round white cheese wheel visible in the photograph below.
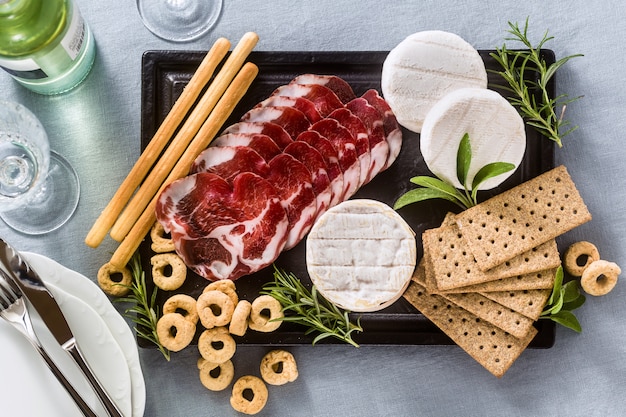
[305,199,416,312]
[420,87,526,190]
[381,30,488,133]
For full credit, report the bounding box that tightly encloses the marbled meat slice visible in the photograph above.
[190,146,270,179]
[283,141,332,221]
[223,122,293,150]
[270,83,344,117]
[257,95,323,123]
[310,118,360,200]
[346,97,390,182]
[266,153,318,250]
[297,130,345,207]
[211,133,282,161]
[362,89,403,168]
[155,172,289,281]
[240,106,311,140]
[291,74,356,104]
[328,107,370,187]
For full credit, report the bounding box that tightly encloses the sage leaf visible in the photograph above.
[457,133,472,187]
[550,310,582,333]
[470,162,516,202]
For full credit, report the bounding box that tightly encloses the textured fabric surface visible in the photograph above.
[2,0,626,415]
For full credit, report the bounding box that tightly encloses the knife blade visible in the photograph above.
[0,238,124,417]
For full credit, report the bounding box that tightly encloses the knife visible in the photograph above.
[0,238,124,417]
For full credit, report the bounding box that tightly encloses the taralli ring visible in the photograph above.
[97,262,132,297]
[151,253,187,291]
[198,327,236,364]
[249,295,284,333]
[580,260,621,296]
[229,300,252,337]
[197,290,235,329]
[564,241,600,277]
[163,294,199,325]
[156,312,196,352]
[150,221,175,253]
[199,359,235,392]
[230,375,268,415]
[260,350,298,385]
[204,279,239,307]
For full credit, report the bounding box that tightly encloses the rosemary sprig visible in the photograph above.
[394,133,514,211]
[115,252,170,361]
[490,18,583,147]
[261,266,363,347]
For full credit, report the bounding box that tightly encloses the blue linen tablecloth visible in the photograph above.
[2,1,625,416]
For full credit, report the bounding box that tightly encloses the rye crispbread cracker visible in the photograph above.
[403,280,537,378]
[440,292,536,339]
[441,268,557,294]
[422,223,560,291]
[455,165,591,271]
[480,289,552,321]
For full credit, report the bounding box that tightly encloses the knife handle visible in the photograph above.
[65,339,125,417]
[33,340,99,417]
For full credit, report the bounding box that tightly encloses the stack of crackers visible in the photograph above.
[403,165,591,377]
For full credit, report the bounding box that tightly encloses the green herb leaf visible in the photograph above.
[550,310,582,333]
[541,266,585,332]
[394,186,466,210]
[261,266,363,347]
[114,252,171,361]
[470,162,515,202]
[457,133,472,188]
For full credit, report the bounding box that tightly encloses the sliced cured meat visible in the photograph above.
[362,89,403,169]
[283,141,332,221]
[328,107,370,187]
[211,133,282,161]
[223,122,293,150]
[271,83,344,117]
[257,95,322,123]
[310,118,360,200]
[346,97,389,182]
[240,106,311,140]
[297,130,344,207]
[266,153,318,250]
[291,74,356,104]
[190,146,269,179]
[155,172,289,281]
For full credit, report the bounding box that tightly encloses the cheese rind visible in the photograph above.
[420,87,526,190]
[381,30,488,133]
[306,199,416,312]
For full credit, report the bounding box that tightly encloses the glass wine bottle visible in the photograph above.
[0,0,96,95]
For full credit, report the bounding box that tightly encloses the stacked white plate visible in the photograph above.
[0,252,146,417]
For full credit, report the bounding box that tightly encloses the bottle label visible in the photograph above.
[0,7,86,79]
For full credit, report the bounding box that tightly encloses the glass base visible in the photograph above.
[0,151,80,235]
[137,0,223,42]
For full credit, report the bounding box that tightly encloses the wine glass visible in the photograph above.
[0,101,80,235]
[136,0,223,43]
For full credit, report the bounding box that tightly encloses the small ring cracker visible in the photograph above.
[580,260,621,296]
[199,359,235,392]
[198,327,236,364]
[97,262,132,297]
[151,253,187,291]
[564,241,600,277]
[163,294,199,325]
[197,290,235,329]
[156,312,196,352]
[230,375,268,415]
[260,350,298,385]
[248,295,284,333]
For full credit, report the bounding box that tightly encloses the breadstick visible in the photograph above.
[109,32,260,242]
[84,37,230,248]
[110,62,259,268]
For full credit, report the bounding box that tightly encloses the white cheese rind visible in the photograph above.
[306,199,416,312]
[420,87,526,190]
[381,30,488,133]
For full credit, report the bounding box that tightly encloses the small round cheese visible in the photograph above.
[306,199,416,312]
[381,30,488,133]
[420,87,526,190]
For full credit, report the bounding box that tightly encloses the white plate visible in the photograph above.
[0,271,132,416]
[21,252,146,417]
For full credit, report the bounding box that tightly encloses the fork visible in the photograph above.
[0,272,99,417]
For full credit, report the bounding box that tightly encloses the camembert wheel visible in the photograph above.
[306,199,417,312]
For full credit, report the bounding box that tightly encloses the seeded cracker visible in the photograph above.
[403,280,537,378]
[441,268,557,293]
[480,289,552,321]
[423,224,560,291]
[455,165,591,271]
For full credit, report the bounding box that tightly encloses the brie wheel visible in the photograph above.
[306,199,416,312]
[381,30,488,133]
[420,87,526,190]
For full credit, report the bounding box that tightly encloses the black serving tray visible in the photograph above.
[140,50,556,347]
